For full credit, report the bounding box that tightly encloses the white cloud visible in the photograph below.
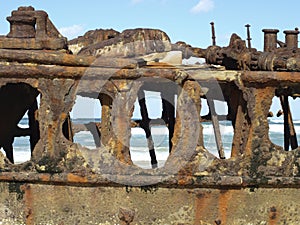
[190,0,214,14]
[58,24,85,39]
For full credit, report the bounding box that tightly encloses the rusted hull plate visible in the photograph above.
[1,182,300,224]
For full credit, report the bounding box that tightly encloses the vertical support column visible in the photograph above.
[279,95,298,150]
[228,87,250,157]
[33,79,77,172]
[244,87,274,155]
[166,80,201,168]
[138,89,158,168]
[161,89,176,153]
[207,98,225,159]
[101,80,141,165]
[113,91,132,164]
[99,92,113,147]
[28,98,40,154]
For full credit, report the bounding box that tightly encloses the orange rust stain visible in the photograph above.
[39,174,50,182]
[269,206,279,225]
[194,192,213,225]
[245,126,253,156]
[178,176,192,185]
[0,174,11,181]
[67,173,88,183]
[20,184,34,225]
[218,190,233,225]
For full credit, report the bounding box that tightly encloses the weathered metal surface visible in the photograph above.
[2,182,300,224]
[0,6,300,224]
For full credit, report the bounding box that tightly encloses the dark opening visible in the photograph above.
[0,83,40,164]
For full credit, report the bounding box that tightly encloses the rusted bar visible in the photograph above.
[210,22,216,46]
[281,95,290,150]
[3,62,300,85]
[241,71,300,86]
[98,94,112,147]
[161,91,175,153]
[0,63,143,79]
[245,24,252,49]
[84,122,101,147]
[137,89,158,168]
[0,49,139,68]
[279,95,298,150]
[0,63,177,79]
[28,98,40,153]
[207,98,225,159]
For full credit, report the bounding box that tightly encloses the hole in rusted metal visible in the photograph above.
[130,89,170,169]
[269,94,300,151]
[0,83,40,164]
[69,95,102,149]
[201,98,233,159]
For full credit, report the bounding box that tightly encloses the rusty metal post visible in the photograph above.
[279,95,298,150]
[210,22,216,46]
[207,98,225,159]
[282,95,290,150]
[284,28,299,49]
[245,24,252,49]
[262,29,279,52]
[28,98,40,153]
[137,89,158,168]
[99,93,113,147]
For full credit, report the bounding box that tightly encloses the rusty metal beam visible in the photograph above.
[241,71,300,86]
[0,49,139,68]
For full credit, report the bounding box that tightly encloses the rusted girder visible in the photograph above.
[0,49,140,68]
[241,71,300,86]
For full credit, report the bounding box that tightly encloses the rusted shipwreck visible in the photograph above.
[1,6,300,224]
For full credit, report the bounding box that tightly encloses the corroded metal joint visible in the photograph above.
[257,52,276,71]
[205,45,222,65]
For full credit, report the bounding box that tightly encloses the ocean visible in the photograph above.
[2,118,299,168]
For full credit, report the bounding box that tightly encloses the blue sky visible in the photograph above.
[1,0,300,50]
[1,0,300,119]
